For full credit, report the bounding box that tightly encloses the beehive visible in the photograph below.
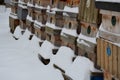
[97,38,120,79]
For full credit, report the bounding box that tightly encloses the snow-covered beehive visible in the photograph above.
[77,0,101,63]
[17,0,28,20]
[45,1,65,49]
[33,0,49,40]
[50,0,66,10]
[95,0,120,43]
[95,0,120,79]
[9,0,19,33]
[60,0,79,54]
[26,0,35,34]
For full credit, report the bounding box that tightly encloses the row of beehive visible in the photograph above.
[8,0,100,63]
[7,0,120,79]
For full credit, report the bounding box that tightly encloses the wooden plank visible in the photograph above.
[104,40,109,72]
[97,38,101,67]
[89,0,94,23]
[100,39,105,69]
[118,46,120,79]
[112,45,118,78]
[79,0,86,21]
[108,43,113,74]
[83,0,87,22]
[104,71,112,80]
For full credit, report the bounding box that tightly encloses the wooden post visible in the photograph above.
[100,39,105,69]
[118,46,120,79]
[104,40,109,72]
[97,38,101,67]
[108,43,113,74]
[112,45,118,78]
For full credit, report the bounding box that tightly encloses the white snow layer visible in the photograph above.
[65,56,95,80]
[26,15,34,22]
[13,25,23,38]
[0,7,98,80]
[78,33,97,44]
[50,46,75,70]
[0,8,64,80]
[0,5,6,13]
[38,40,54,59]
[61,28,78,37]
[64,6,79,13]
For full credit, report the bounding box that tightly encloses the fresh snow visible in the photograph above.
[34,20,45,27]
[18,4,27,9]
[27,2,34,7]
[46,22,62,30]
[26,15,34,22]
[0,8,64,80]
[61,28,78,37]
[9,13,18,19]
[38,40,54,59]
[0,5,6,13]
[65,56,95,80]
[13,25,24,39]
[0,7,100,80]
[64,6,79,13]
[77,33,97,44]
[50,46,75,70]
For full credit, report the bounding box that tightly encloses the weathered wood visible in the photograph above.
[97,38,101,67]
[104,71,112,80]
[112,45,118,78]
[99,29,120,43]
[104,40,109,72]
[108,42,113,75]
[118,47,120,79]
[79,0,100,24]
[100,39,105,69]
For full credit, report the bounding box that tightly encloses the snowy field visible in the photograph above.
[0,7,99,80]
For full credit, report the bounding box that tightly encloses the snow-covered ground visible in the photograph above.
[0,8,64,80]
[0,7,100,80]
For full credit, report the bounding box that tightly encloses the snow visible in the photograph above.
[77,33,97,44]
[65,56,95,80]
[9,13,18,19]
[0,7,100,80]
[0,8,64,80]
[50,46,75,70]
[34,20,45,28]
[35,4,47,9]
[27,2,34,7]
[0,5,6,13]
[96,0,120,3]
[18,0,27,5]
[46,22,62,30]
[64,6,79,13]
[18,4,27,9]
[26,15,34,22]
[13,25,24,39]
[61,28,78,37]
[38,40,54,59]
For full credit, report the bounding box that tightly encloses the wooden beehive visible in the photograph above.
[61,12,78,53]
[50,0,66,9]
[17,5,28,20]
[45,11,62,47]
[99,10,120,43]
[97,38,120,79]
[19,20,26,30]
[9,15,19,33]
[36,0,50,7]
[95,0,120,43]
[77,0,101,63]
